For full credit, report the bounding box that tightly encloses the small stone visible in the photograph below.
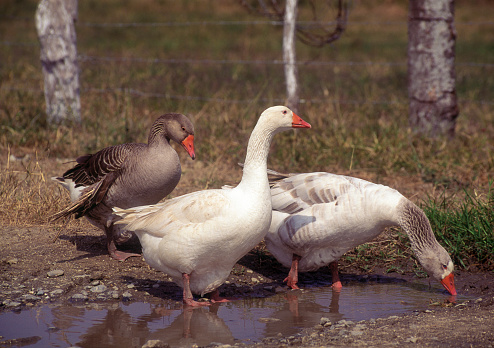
[351,330,363,336]
[96,293,108,300]
[50,289,64,296]
[110,291,119,299]
[21,294,41,302]
[71,294,88,301]
[258,317,281,323]
[47,270,64,278]
[251,277,259,284]
[336,319,353,327]
[320,317,331,326]
[90,285,108,293]
[338,329,349,336]
[6,258,18,265]
[122,291,132,298]
[405,337,418,343]
[91,280,100,286]
[127,284,135,289]
[4,300,22,307]
[72,275,89,285]
[142,339,168,348]
[474,297,483,303]
[388,315,399,320]
[36,289,47,296]
[90,272,104,281]
[246,269,253,273]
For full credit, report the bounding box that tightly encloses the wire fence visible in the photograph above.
[1,17,493,106]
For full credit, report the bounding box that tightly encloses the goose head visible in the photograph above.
[151,113,196,159]
[418,246,456,296]
[258,106,311,134]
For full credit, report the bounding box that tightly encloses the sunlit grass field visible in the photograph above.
[1,0,493,271]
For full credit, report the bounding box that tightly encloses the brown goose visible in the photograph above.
[52,113,195,261]
[266,169,457,296]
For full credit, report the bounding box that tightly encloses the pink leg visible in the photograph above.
[284,254,301,290]
[107,237,141,261]
[329,261,343,290]
[182,274,210,307]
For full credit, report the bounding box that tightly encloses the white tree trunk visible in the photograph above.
[35,0,81,124]
[283,0,299,112]
[408,0,458,138]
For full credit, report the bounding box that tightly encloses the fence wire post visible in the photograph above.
[35,0,81,125]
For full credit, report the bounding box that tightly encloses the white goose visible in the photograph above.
[113,106,311,306]
[51,113,195,261]
[266,170,457,296]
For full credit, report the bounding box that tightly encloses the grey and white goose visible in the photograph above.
[265,169,457,296]
[51,113,195,261]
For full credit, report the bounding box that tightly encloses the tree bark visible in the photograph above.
[35,0,81,124]
[408,0,458,138]
[283,0,299,113]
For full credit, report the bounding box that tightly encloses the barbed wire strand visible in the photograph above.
[2,85,493,105]
[2,16,494,26]
[1,46,492,68]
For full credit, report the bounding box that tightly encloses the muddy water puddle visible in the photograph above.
[0,281,465,347]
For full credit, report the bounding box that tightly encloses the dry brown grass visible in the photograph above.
[1,0,493,269]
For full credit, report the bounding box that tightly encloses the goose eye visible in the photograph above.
[182,126,186,131]
[442,264,448,270]
[282,110,287,115]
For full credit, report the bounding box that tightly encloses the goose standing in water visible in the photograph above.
[266,170,457,296]
[113,106,311,306]
[52,113,196,261]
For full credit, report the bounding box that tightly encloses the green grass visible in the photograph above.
[422,183,494,270]
[0,0,493,271]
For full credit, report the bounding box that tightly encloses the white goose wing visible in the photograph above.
[114,189,230,238]
[270,172,373,213]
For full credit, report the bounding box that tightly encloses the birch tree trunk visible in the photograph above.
[283,0,299,113]
[408,0,458,138]
[35,0,81,124]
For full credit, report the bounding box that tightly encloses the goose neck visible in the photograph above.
[239,122,276,187]
[399,200,439,254]
[148,129,169,147]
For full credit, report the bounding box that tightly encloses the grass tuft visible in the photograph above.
[422,183,494,270]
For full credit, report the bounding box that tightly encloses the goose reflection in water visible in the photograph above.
[263,288,343,338]
[66,303,234,347]
[147,303,235,346]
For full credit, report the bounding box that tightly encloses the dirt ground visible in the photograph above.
[1,224,493,347]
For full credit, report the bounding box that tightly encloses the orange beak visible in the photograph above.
[181,134,196,160]
[440,273,456,296]
[292,113,311,129]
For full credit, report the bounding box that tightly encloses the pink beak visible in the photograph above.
[181,134,196,160]
[440,273,457,296]
[292,113,311,129]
